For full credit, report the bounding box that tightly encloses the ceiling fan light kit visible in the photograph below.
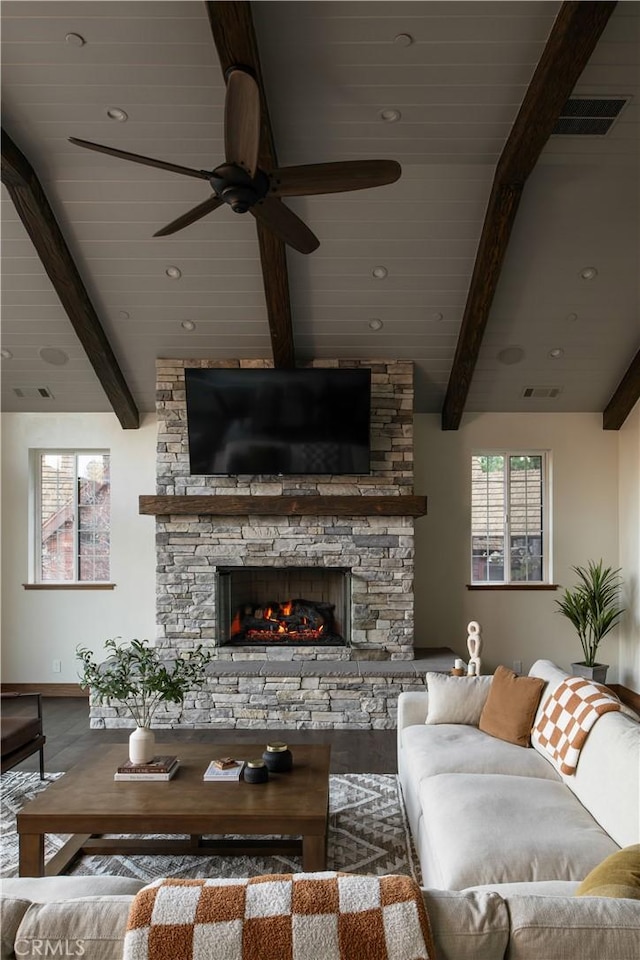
[69,67,401,256]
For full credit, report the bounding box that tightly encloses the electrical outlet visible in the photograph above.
[513,660,523,675]
[52,659,62,674]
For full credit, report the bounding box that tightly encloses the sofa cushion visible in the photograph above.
[418,773,618,889]
[420,890,509,960]
[0,875,146,902]
[479,666,545,747]
[506,894,640,960]
[576,844,640,900]
[0,896,31,960]
[401,724,561,781]
[463,880,580,897]
[15,896,134,960]
[425,673,492,725]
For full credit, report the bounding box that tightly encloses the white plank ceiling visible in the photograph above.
[1,1,638,417]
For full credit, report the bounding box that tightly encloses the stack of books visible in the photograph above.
[203,758,245,781]
[114,755,179,781]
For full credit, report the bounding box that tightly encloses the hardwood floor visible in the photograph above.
[3,697,397,775]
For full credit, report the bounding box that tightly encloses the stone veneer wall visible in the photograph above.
[154,359,416,662]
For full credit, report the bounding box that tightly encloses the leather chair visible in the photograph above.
[1,692,46,779]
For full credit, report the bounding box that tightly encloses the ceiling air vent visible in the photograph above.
[13,386,55,399]
[552,97,629,136]
[522,387,562,400]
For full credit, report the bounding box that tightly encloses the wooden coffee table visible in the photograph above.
[17,743,330,877]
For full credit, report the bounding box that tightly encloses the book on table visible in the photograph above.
[203,759,245,781]
[114,755,179,781]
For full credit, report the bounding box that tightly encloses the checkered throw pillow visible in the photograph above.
[532,677,621,775]
[123,873,435,960]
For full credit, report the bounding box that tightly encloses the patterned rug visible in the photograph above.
[0,772,421,883]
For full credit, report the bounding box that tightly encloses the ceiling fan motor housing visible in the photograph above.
[210,164,268,213]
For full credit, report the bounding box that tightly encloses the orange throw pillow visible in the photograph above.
[479,665,545,747]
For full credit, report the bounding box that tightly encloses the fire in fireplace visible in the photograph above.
[230,598,339,644]
[216,566,350,647]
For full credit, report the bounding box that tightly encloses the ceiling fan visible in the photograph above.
[69,67,401,255]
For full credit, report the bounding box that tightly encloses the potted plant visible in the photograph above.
[555,560,624,683]
[77,638,212,763]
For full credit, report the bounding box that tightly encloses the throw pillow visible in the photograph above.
[425,672,493,725]
[575,845,640,900]
[478,665,545,747]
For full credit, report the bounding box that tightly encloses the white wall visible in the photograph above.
[1,412,157,683]
[618,400,640,690]
[414,413,621,679]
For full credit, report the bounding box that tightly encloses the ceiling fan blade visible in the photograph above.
[153,195,224,237]
[69,137,210,181]
[270,159,401,197]
[251,196,319,255]
[224,68,260,178]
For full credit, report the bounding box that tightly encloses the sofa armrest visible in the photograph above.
[398,691,429,731]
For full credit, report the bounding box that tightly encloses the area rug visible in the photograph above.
[1,772,421,883]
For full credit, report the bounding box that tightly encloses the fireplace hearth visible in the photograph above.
[217,566,350,647]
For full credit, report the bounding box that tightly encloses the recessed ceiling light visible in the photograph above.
[380,109,401,123]
[107,107,128,122]
[431,312,444,322]
[580,267,598,280]
[548,347,564,359]
[497,346,525,365]
[368,318,384,331]
[39,347,69,366]
[65,32,86,47]
[394,33,414,47]
[566,312,578,322]
[0,348,13,360]
[118,310,130,320]
[372,265,388,279]
[165,265,182,279]
[181,320,196,331]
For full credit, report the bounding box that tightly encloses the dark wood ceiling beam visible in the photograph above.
[603,347,640,430]
[441,1,617,431]
[206,0,295,368]
[1,129,139,429]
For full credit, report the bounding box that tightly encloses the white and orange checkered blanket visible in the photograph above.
[532,676,620,775]
[123,873,435,960]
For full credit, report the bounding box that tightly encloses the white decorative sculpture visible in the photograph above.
[467,621,483,676]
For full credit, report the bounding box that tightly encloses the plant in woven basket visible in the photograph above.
[555,560,624,675]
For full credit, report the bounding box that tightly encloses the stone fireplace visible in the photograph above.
[152,358,418,663]
[90,358,446,732]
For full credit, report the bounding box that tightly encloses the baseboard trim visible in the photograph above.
[0,683,87,698]
[608,683,640,717]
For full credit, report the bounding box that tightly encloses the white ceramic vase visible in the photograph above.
[129,725,155,764]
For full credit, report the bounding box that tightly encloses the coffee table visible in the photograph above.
[17,743,331,877]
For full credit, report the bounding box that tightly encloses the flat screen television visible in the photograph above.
[185,367,371,476]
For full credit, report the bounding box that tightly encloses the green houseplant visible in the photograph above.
[77,638,212,763]
[555,560,624,683]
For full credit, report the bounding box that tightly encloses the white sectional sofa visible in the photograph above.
[397,659,639,892]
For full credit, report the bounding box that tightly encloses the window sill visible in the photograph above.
[23,582,116,591]
[467,583,558,591]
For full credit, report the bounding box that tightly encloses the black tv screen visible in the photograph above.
[185,367,371,476]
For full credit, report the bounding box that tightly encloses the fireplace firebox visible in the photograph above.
[216,567,350,646]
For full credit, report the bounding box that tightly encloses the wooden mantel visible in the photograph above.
[139,495,427,517]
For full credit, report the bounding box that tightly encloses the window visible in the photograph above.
[471,452,550,585]
[33,451,111,583]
